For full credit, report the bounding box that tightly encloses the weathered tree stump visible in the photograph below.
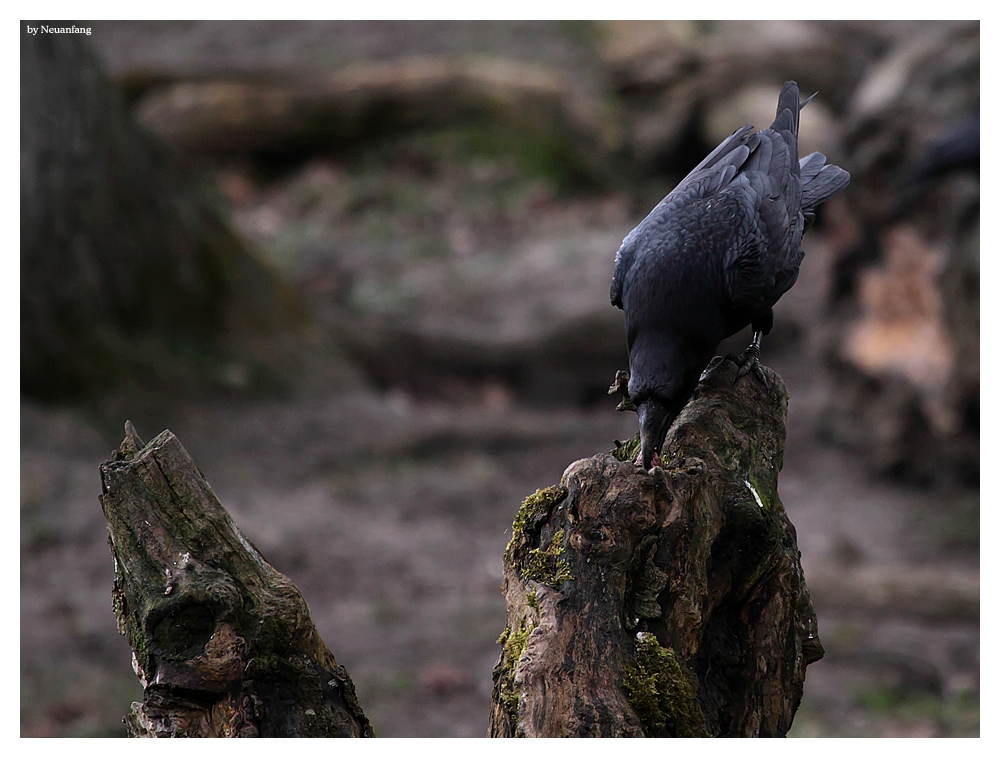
[489,356,823,737]
[99,423,373,737]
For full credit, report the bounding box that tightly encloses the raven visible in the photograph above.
[611,81,850,469]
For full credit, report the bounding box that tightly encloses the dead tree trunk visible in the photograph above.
[99,423,373,738]
[489,357,824,737]
[21,29,303,399]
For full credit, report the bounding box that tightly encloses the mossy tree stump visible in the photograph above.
[489,357,823,737]
[99,423,373,737]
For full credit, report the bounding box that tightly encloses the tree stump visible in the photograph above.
[21,31,304,399]
[489,357,823,737]
[99,423,373,737]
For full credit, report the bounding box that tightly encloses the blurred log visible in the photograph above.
[21,30,305,399]
[99,423,373,738]
[809,564,979,623]
[489,357,822,737]
[124,56,621,191]
[327,306,624,408]
[135,58,617,144]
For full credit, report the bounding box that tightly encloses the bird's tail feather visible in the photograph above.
[743,130,774,175]
[771,81,802,137]
[799,151,851,208]
[756,81,808,181]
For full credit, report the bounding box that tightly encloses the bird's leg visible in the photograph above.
[728,330,771,386]
[736,329,761,375]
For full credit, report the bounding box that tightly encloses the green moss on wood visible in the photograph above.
[746,435,781,513]
[504,485,567,567]
[623,633,710,738]
[525,588,539,613]
[522,528,572,586]
[496,617,534,729]
[745,474,772,511]
[511,486,566,539]
[611,433,641,463]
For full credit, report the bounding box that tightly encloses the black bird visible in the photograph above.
[611,81,850,469]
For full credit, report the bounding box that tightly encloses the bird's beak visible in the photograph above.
[638,399,673,469]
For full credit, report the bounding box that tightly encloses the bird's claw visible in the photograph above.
[734,344,759,379]
[727,346,772,388]
[750,363,772,388]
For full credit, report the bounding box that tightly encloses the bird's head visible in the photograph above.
[626,338,699,469]
[635,395,681,469]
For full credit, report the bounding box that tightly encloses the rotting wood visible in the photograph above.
[99,422,373,738]
[490,356,823,737]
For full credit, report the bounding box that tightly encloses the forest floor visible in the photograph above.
[20,162,978,737]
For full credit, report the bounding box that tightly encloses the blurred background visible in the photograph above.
[21,20,979,737]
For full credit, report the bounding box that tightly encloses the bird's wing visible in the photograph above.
[721,86,807,312]
[610,241,633,309]
[720,160,798,313]
[681,125,756,184]
[612,127,757,307]
[671,127,755,202]
[613,134,763,312]
[721,229,772,313]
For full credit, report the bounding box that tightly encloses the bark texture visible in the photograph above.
[99,423,373,738]
[489,357,823,737]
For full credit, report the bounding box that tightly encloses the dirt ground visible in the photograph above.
[20,20,978,738]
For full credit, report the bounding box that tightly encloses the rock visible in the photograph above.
[699,21,863,105]
[327,223,633,407]
[598,21,862,171]
[595,20,702,87]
